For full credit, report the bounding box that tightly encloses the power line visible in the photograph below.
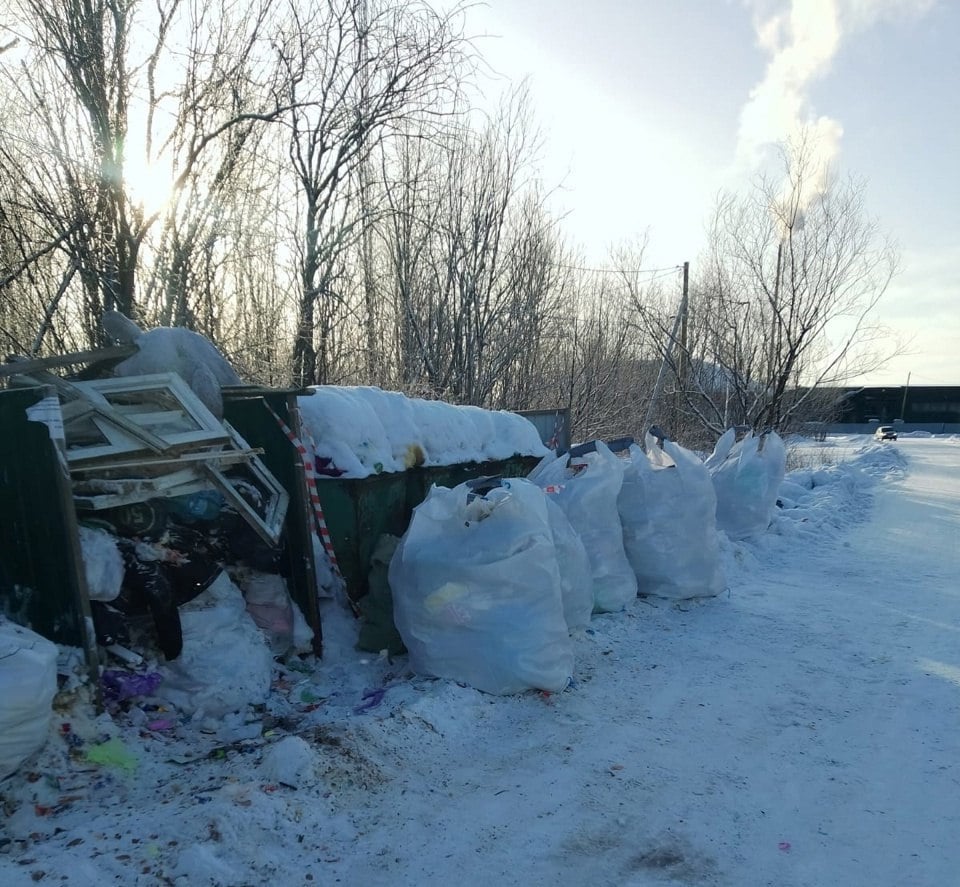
[555,262,683,278]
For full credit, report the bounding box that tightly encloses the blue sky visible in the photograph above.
[459,0,959,385]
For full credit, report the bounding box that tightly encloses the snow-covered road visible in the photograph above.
[2,437,958,887]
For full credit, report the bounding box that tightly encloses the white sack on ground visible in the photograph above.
[707,429,787,540]
[239,572,314,657]
[0,620,58,779]
[78,526,124,602]
[544,497,593,631]
[530,442,636,613]
[389,478,573,695]
[618,437,724,600]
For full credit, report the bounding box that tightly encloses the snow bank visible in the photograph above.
[732,439,908,562]
[297,387,548,478]
[155,572,273,717]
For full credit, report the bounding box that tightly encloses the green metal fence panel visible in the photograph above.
[0,387,98,672]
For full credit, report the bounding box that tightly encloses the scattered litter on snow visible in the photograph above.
[154,572,273,717]
[2,435,959,887]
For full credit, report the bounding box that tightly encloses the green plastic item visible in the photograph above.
[85,737,138,772]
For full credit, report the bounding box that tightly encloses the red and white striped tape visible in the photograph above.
[263,401,342,577]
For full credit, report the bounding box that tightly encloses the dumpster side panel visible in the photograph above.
[314,473,409,600]
[222,393,322,654]
[0,387,97,663]
[318,456,541,601]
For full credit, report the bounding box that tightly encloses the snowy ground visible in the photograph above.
[2,436,959,887]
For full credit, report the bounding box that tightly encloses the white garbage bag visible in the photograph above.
[0,620,58,779]
[530,441,636,613]
[390,478,573,695]
[707,429,787,540]
[544,497,593,631]
[619,436,724,599]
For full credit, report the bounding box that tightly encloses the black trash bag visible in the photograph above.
[90,531,224,661]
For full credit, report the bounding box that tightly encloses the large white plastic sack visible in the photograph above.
[544,497,593,631]
[110,325,243,419]
[619,437,724,599]
[390,478,573,695]
[0,620,58,779]
[530,442,636,613]
[707,429,787,540]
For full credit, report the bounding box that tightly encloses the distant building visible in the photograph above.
[828,386,960,424]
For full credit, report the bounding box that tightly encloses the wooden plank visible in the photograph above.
[74,475,211,510]
[0,345,138,378]
[67,446,261,473]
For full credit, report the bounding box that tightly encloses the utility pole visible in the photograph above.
[678,260,689,384]
[900,371,911,421]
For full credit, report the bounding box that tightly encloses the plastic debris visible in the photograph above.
[84,738,138,772]
[353,687,387,714]
[101,670,163,702]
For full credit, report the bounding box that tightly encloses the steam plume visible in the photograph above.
[736,0,934,182]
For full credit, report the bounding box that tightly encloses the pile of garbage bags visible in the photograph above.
[387,427,787,696]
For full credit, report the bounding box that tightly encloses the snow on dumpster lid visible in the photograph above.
[297,387,549,478]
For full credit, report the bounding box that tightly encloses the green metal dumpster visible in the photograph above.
[221,387,323,654]
[313,455,542,601]
[0,383,325,674]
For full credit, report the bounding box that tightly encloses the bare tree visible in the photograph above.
[1,0,295,349]
[655,133,899,437]
[278,0,468,386]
